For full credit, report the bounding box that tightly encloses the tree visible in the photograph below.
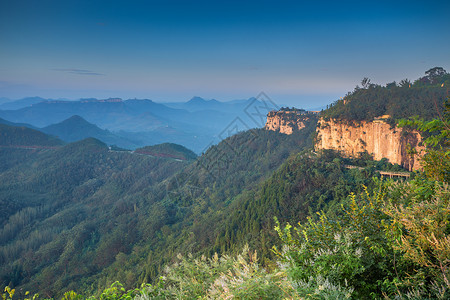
[425,67,447,79]
[399,97,450,183]
[386,81,397,89]
[399,79,411,87]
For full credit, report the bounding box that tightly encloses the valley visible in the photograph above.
[0,69,449,299]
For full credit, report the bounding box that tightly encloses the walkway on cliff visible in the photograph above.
[344,165,411,179]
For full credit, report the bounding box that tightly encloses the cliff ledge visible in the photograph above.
[315,117,424,171]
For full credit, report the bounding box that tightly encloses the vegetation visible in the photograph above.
[134,143,197,161]
[0,124,63,147]
[1,125,321,298]
[322,67,449,122]
[41,115,139,149]
[1,69,449,299]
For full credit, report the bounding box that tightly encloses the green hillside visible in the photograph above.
[0,123,63,147]
[41,115,139,149]
[322,67,449,123]
[0,137,191,296]
[1,71,449,299]
[0,123,319,297]
[134,143,197,161]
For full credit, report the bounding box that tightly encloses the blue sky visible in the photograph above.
[1,0,449,108]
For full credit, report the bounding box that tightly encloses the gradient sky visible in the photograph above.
[1,0,449,108]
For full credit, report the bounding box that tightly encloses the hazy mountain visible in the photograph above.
[0,117,39,130]
[0,97,277,153]
[41,115,140,149]
[0,123,63,147]
[164,96,263,114]
[0,97,47,110]
[0,97,11,105]
[135,143,197,161]
[1,70,448,298]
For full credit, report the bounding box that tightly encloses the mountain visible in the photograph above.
[182,96,223,111]
[0,97,47,110]
[135,143,197,161]
[0,117,38,129]
[0,123,63,147]
[0,97,10,105]
[0,117,404,298]
[165,96,263,114]
[0,123,64,173]
[0,97,278,153]
[41,115,139,149]
[0,121,319,297]
[1,69,449,299]
[0,136,193,295]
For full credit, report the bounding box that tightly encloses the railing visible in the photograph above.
[344,165,410,178]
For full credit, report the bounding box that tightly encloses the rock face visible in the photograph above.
[265,110,314,134]
[315,118,424,171]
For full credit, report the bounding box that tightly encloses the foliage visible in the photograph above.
[322,68,449,122]
[0,137,190,297]
[212,148,388,264]
[383,181,450,296]
[0,124,63,146]
[3,75,449,299]
[134,143,197,161]
[0,127,318,298]
[274,179,395,298]
[156,245,298,299]
[274,122,450,299]
[399,97,450,183]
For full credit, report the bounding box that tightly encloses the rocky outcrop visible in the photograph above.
[265,110,315,134]
[315,118,424,171]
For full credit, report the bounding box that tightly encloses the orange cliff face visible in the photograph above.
[315,118,424,171]
[264,110,313,134]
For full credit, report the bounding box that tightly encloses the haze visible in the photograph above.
[1,0,449,108]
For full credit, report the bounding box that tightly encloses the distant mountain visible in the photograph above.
[0,96,280,153]
[41,115,140,149]
[0,124,317,297]
[165,96,261,113]
[0,97,10,105]
[0,117,38,129]
[0,98,191,130]
[183,96,222,111]
[0,123,63,147]
[135,143,197,161]
[0,97,47,110]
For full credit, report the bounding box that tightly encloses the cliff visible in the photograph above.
[315,117,424,171]
[265,110,316,134]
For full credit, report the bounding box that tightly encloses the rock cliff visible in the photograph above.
[315,117,424,171]
[265,110,316,134]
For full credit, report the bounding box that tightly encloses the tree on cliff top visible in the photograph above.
[322,68,449,122]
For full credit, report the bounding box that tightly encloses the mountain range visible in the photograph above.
[0,69,449,298]
[0,96,277,153]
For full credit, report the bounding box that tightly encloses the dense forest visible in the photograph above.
[322,67,450,123]
[1,69,449,299]
[0,124,63,147]
[2,119,321,297]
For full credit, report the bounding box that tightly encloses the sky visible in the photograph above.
[1,0,449,108]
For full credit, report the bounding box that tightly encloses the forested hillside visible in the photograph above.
[1,120,321,297]
[2,71,449,299]
[19,93,444,300]
[323,67,449,122]
[0,136,190,296]
[41,115,140,149]
[134,143,197,161]
[0,124,63,147]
